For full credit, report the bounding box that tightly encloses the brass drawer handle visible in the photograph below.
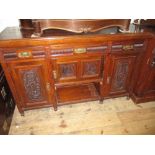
[74,48,86,54]
[18,51,32,58]
[122,45,134,51]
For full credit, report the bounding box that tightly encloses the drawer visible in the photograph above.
[111,40,146,53]
[50,45,108,56]
[2,46,46,61]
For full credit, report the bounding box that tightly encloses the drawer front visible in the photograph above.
[2,46,46,61]
[50,45,108,56]
[111,40,146,53]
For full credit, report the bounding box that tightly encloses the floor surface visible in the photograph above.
[9,97,155,135]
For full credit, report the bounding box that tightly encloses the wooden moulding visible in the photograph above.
[31,19,131,35]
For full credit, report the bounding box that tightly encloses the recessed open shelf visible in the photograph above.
[56,83,100,105]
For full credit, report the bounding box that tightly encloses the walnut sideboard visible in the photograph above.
[0,26,155,115]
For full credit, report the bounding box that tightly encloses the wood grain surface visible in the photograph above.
[9,97,155,135]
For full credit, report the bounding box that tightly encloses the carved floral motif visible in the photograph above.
[22,69,43,101]
[84,62,98,76]
[112,62,129,91]
[60,64,75,78]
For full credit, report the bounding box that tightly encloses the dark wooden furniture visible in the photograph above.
[32,19,131,35]
[133,19,155,34]
[132,38,155,103]
[19,19,131,34]
[130,20,155,103]
[0,65,15,134]
[0,19,154,116]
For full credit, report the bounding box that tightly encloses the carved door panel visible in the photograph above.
[8,60,52,109]
[52,58,79,83]
[81,58,102,79]
[107,55,136,96]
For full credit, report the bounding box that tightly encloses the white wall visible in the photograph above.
[0,19,19,32]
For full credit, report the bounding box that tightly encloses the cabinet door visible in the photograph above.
[144,70,155,93]
[144,49,155,94]
[137,49,155,96]
[106,54,136,96]
[52,55,103,83]
[8,60,52,109]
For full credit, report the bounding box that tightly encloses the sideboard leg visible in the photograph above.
[99,98,104,104]
[54,106,57,111]
[18,108,25,116]
[20,112,25,116]
[126,94,130,100]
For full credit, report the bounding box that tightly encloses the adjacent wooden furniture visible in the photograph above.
[131,20,155,103]
[19,19,131,34]
[32,19,131,35]
[0,19,155,115]
[0,65,15,134]
[132,39,155,102]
